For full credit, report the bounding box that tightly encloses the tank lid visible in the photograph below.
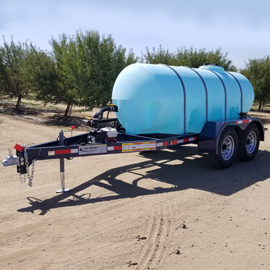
[199,64,225,73]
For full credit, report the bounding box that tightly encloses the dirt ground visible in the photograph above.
[1,112,270,270]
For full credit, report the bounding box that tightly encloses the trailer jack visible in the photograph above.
[56,130,70,193]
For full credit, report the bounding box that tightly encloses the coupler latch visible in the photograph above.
[2,148,19,167]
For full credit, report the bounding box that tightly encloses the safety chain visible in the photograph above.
[19,147,36,187]
[19,172,26,184]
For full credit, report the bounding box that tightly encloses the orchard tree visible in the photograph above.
[50,34,80,116]
[174,47,236,70]
[33,31,138,116]
[142,46,236,71]
[26,46,57,107]
[142,45,175,65]
[71,30,138,110]
[241,57,270,110]
[22,34,76,116]
[0,38,33,109]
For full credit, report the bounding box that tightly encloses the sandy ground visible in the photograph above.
[1,114,270,270]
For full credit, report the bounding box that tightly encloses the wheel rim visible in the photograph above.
[246,130,257,154]
[221,135,235,161]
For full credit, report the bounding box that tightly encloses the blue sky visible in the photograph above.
[1,0,269,69]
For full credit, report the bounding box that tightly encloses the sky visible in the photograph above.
[0,0,270,69]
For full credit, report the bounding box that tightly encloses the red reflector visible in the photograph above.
[114,146,122,150]
[183,138,189,142]
[163,142,168,146]
[235,119,251,124]
[171,140,178,145]
[194,137,197,140]
[14,144,24,152]
[55,149,71,155]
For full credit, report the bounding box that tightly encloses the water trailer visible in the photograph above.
[2,64,265,192]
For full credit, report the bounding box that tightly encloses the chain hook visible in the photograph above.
[19,147,36,186]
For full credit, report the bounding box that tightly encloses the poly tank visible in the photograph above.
[112,63,254,135]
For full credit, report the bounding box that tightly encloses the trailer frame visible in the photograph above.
[2,114,265,192]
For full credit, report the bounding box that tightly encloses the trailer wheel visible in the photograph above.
[209,127,238,169]
[237,123,260,161]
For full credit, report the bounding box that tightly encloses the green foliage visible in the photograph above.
[241,56,270,110]
[50,34,79,116]
[142,46,175,65]
[175,47,237,71]
[73,31,138,109]
[0,38,33,108]
[22,45,56,107]
[30,31,138,116]
[2,31,263,117]
[142,46,237,71]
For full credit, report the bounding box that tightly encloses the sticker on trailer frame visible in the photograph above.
[122,142,156,152]
[79,145,107,155]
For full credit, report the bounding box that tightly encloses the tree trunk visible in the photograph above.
[64,101,72,116]
[258,102,262,111]
[15,94,22,109]
[68,103,73,116]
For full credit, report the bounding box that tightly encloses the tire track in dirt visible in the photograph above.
[135,205,173,270]
[134,211,157,269]
[154,205,173,269]
[59,196,176,269]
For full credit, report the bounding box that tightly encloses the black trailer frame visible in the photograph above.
[3,114,265,192]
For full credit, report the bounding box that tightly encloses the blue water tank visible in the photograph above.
[112,63,254,135]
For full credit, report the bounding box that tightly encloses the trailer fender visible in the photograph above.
[251,119,265,141]
[198,121,224,154]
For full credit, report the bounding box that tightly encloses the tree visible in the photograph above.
[26,46,57,107]
[142,45,175,65]
[24,35,76,116]
[50,34,80,116]
[32,31,138,116]
[174,47,237,70]
[70,31,138,110]
[142,46,237,71]
[241,57,270,110]
[0,38,33,109]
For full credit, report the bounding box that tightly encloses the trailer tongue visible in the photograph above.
[2,112,199,191]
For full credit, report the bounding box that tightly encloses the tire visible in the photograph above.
[237,123,260,161]
[209,127,238,169]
